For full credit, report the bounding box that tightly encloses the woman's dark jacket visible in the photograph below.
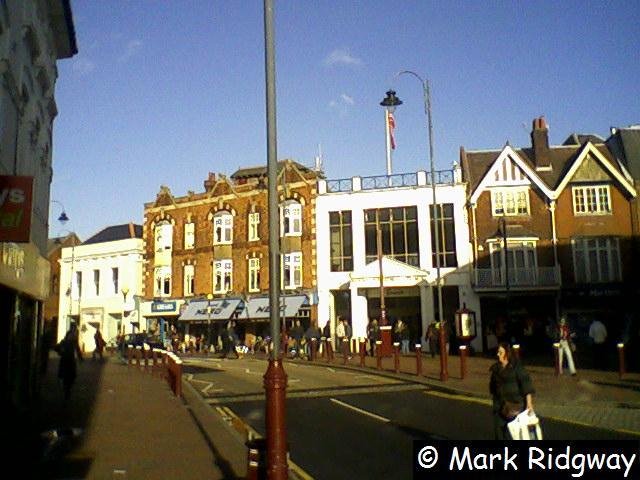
[489,360,535,411]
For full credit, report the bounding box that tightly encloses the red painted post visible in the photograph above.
[459,345,468,379]
[311,338,317,361]
[415,343,422,376]
[263,358,288,480]
[327,340,334,362]
[359,338,366,367]
[618,343,626,379]
[135,346,142,368]
[376,340,382,370]
[342,338,349,365]
[143,347,150,372]
[174,358,182,397]
[393,342,400,373]
[512,344,520,362]
[553,343,560,376]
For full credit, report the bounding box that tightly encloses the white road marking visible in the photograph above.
[326,367,336,373]
[289,378,301,383]
[186,373,194,380]
[202,383,224,394]
[329,398,391,423]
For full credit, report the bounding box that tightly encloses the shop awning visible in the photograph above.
[178,298,242,322]
[237,294,308,320]
[349,256,430,288]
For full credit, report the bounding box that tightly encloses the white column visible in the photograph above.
[350,284,368,338]
[419,283,432,337]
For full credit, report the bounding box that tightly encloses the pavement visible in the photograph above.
[21,346,640,479]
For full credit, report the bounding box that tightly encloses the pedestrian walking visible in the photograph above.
[92,326,106,360]
[56,323,84,400]
[489,342,535,440]
[556,316,577,376]
[588,318,607,370]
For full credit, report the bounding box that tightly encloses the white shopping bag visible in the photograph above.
[507,410,543,440]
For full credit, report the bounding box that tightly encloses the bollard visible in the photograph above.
[512,344,520,362]
[127,345,134,366]
[342,338,349,365]
[359,338,366,367]
[245,437,267,480]
[553,343,560,376]
[161,351,168,380]
[311,338,317,362]
[351,337,357,355]
[327,339,334,362]
[459,345,468,379]
[320,337,327,359]
[415,344,422,376]
[151,349,159,376]
[174,358,183,397]
[143,347,150,372]
[393,342,400,373]
[376,340,382,370]
[135,346,142,369]
[618,343,626,379]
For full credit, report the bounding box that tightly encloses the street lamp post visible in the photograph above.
[263,1,288,478]
[388,71,446,380]
[206,293,213,352]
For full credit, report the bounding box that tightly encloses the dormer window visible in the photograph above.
[491,188,529,216]
[572,185,611,215]
[213,211,233,245]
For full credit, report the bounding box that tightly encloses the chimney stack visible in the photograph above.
[531,116,551,170]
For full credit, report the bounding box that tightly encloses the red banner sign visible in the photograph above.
[0,175,33,242]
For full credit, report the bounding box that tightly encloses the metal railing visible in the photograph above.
[473,266,561,289]
[324,169,455,193]
[361,173,418,190]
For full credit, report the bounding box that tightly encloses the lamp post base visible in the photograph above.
[264,358,288,479]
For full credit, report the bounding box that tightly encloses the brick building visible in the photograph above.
[462,117,638,354]
[140,160,322,343]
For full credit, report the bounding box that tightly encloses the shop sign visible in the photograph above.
[0,176,33,242]
[152,301,177,313]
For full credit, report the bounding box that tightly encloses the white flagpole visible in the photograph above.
[384,110,392,176]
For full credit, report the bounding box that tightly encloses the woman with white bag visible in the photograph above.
[489,342,536,440]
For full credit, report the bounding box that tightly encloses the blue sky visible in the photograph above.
[49,1,640,240]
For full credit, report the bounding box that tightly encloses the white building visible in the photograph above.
[1,0,76,408]
[316,167,483,352]
[57,223,144,351]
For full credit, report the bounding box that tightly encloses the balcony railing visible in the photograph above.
[323,168,458,194]
[473,266,561,290]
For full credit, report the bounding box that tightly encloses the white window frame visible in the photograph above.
[491,188,530,216]
[489,240,538,285]
[281,252,302,290]
[154,266,172,297]
[281,201,302,237]
[572,237,621,283]
[248,258,261,292]
[213,212,233,245]
[183,264,195,297]
[572,185,612,215]
[248,212,260,241]
[213,259,233,294]
[184,222,195,249]
[154,222,173,252]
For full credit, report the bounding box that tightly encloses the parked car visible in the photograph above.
[118,333,164,354]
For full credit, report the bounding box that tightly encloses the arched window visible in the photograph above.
[154,221,173,253]
[213,211,233,245]
[280,200,302,237]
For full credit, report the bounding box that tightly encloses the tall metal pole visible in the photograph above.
[396,71,446,379]
[263,1,288,478]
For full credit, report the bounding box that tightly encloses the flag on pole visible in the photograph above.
[387,110,396,150]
